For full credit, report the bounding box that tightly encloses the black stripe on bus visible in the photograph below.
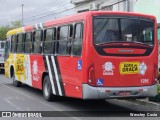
[43,56,48,71]
[54,56,65,96]
[48,55,59,96]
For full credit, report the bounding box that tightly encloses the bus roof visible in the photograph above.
[6,11,156,36]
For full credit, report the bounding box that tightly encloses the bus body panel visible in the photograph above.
[87,12,158,87]
[82,11,158,98]
[93,55,156,87]
[57,56,83,98]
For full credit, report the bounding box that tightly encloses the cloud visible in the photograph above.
[0,0,73,26]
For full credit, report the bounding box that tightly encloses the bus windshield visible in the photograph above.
[93,17,154,46]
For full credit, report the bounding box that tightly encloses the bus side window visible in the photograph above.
[43,28,56,54]
[57,25,72,55]
[24,33,32,53]
[11,35,17,53]
[32,30,42,54]
[1,42,4,49]
[4,41,10,60]
[17,34,24,53]
[72,23,83,56]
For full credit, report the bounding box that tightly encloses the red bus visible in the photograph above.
[5,11,158,101]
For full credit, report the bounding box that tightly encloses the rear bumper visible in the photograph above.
[82,84,157,99]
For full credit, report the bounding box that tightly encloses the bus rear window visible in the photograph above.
[93,17,154,46]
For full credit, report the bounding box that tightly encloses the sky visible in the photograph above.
[0,0,75,26]
[134,0,160,23]
[1,0,160,27]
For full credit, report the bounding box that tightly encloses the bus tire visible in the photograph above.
[12,71,22,87]
[43,75,55,101]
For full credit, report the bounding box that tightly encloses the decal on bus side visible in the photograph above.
[24,55,32,86]
[139,62,147,75]
[77,60,82,70]
[141,79,149,84]
[24,56,30,80]
[102,62,114,75]
[120,62,147,75]
[32,60,39,81]
[97,78,104,86]
[15,56,24,74]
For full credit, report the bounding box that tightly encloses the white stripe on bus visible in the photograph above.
[51,56,62,96]
[40,23,43,29]
[46,56,56,95]
[35,24,38,30]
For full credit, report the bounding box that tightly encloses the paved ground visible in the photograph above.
[0,73,159,120]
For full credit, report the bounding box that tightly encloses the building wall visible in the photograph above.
[71,0,104,12]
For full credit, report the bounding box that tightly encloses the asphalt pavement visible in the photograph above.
[0,73,159,120]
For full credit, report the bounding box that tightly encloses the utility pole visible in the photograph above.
[118,0,119,11]
[21,4,24,26]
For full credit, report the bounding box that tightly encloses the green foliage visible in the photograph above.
[0,21,22,40]
[10,21,22,29]
[157,85,160,94]
[0,26,10,40]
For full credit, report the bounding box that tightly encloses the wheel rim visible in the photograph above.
[44,81,50,97]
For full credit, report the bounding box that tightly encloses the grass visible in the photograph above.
[149,84,160,102]
[157,85,160,94]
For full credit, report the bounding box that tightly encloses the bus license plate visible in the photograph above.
[118,91,131,96]
[120,62,140,74]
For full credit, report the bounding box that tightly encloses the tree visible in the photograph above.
[0,21,22,40]
[10,21,22,29]
[0,25,10,40]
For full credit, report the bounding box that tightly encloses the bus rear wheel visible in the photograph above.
[12,71,22,87]
[43,75,55,101]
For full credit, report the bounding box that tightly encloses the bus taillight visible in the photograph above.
[88,66,95,86]
[152,65,158,84]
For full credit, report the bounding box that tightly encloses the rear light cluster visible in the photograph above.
[0,63,4,67]
[152,64,158,84]
[88,66,96,86]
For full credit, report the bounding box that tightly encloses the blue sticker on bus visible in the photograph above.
[78,60,82,70]
[97,79,104,86]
